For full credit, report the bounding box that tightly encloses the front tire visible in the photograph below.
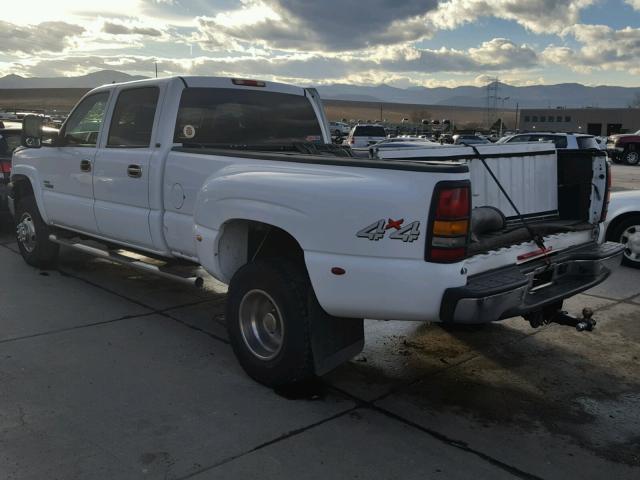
[608,214,640,268]
[623,147,639,166]
[226,260,315,387]
[15,195,59,269]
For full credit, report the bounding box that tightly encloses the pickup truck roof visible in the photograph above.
[95,76,306,97]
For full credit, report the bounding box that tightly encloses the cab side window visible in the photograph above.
[63,92,110,147]
[107,87,159,148]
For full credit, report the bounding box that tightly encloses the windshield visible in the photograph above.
[576,136,598,149]
[174,88,323,147]
[354,126,386,137]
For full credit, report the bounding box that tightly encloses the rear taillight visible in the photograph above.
[426,181,471,263]
[600,161,611,222]
[0,161,11,174]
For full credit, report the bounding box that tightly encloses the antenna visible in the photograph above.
[485,77,499,130]
[155,62,158,78]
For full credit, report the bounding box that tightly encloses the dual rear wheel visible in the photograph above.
[226,260,317,387]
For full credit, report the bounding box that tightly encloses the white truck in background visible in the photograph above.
[9,76,622,387]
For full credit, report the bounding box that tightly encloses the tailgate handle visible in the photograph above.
[127,164,142,178]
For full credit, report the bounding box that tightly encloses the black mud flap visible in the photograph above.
[308,297,364,376]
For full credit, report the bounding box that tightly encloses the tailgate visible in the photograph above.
[464,230,595,276]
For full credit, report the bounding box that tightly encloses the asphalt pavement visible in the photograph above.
[1,166,639,479]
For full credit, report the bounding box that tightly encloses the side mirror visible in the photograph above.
[22,115,44,148]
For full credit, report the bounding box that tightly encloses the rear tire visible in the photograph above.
[15,195,59,269]
[608,214,640,268]
[226,259,315,387]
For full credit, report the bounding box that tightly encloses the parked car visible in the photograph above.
[452,134,490,145]
[344,124,387,148]
[601,190,640,268]
[0,122,56,224]
[328,121,350,137]
[496,132,599,149]
[10,76,621,387]
[607,130,640,165]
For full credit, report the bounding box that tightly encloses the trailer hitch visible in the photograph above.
[525,307,596,332]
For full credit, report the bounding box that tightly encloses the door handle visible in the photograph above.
[127,164,142,178]
[80,159,92,172]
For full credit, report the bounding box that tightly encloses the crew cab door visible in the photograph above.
[39,92,110,233]
[93,86,160,249]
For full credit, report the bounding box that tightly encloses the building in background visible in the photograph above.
[519,108,640,136]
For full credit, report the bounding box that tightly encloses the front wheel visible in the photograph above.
[15,195,59,269]
[623,148,639,166]
[609,215,640,268]
[226,260,315,387]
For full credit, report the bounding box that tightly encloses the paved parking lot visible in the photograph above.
[1,166,639,479]
[611,164,640,192]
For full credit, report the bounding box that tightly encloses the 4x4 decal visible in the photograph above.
[357,219,420,242]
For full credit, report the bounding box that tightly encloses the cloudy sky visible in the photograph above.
[1,0,640,87]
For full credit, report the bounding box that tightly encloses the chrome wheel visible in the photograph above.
[238,289,285,360]
[620,225,640,264]
[16,213,37,253]
[624,151,639,165]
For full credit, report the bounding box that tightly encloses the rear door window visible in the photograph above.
[174,88,322,146]
[107,87,159,148]
[354,126,386,137]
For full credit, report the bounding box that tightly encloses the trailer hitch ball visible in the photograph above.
[576,308,596,332]
[525,307,596,331]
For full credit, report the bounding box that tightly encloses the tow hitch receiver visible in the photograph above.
[525,307,596,332]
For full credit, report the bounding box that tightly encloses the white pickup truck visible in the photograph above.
[9,76,623,387]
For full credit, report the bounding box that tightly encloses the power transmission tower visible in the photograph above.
[485,77,499,130]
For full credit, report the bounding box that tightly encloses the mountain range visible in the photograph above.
[315,83,640,108]
[0,70,638,108]
[0,70,147,89]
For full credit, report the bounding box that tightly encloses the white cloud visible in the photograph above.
[468,38,538,68]
[2,36,542,83]
[102,21,164,37]
[193,0,440,52]
[0,0,634,89]
[428,0,595,34]
[544,24,640,74]
[0,21,85,55]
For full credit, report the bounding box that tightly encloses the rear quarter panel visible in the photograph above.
[163,150,469,319]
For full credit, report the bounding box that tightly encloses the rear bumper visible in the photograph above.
[440,241,623,324]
